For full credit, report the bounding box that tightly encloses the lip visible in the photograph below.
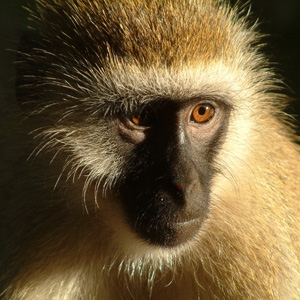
[174,217,201,227]
[168,216,203,246]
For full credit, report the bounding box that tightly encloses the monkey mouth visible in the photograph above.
[174,217,201,227]
[169,216,204,246]
[132,210,205,247]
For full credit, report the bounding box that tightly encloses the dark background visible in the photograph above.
[1,0,300,115]
[251,0,300,116]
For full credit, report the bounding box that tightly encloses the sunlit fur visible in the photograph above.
[0,0,299,299]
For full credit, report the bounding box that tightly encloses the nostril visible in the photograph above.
[175,184,183,191]
[173,184,184,201]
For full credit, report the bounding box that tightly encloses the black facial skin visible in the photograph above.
[117,99,229,247]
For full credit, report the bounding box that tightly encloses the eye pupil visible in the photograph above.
[191,104,215,123]
[198,106,207,115]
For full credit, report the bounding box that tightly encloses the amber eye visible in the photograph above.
[190,104,215,123]
[129,109,156,127]
[131,115,141,126]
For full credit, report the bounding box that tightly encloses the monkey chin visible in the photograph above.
[113,221,204,260]
[104,198,207,255]
[131,208,208,248]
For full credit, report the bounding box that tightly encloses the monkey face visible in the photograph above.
[17,0,241,249]
[112,98,230,246]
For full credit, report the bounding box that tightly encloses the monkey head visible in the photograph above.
[18,0,268,249]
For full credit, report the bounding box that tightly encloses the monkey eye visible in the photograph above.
[129,109,157,127]
[190,104,215,123]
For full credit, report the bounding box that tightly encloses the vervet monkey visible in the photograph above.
[0,0,299,299]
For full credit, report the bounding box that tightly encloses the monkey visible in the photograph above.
[0,0,299,299]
